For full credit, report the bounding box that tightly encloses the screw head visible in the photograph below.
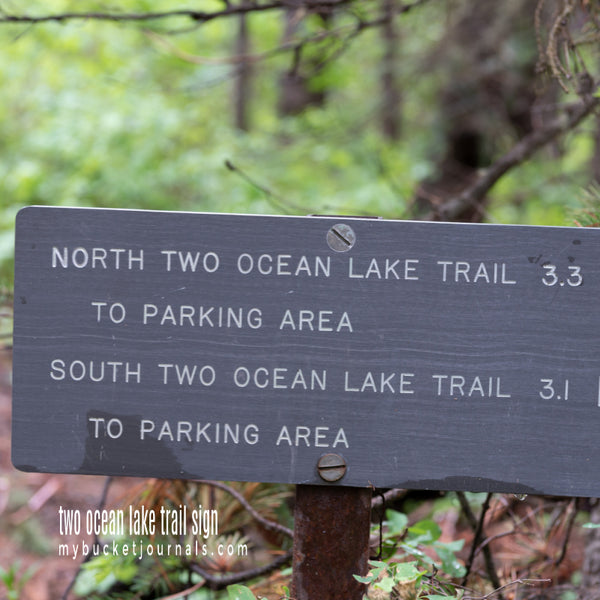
[326,224,356,252]
[317,453,347,482]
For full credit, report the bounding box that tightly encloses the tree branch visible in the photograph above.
[197,479,294,539]
[457,492,504,598]
[187,481,295,589]
[190,549,293,590]
[426,94,600,222]
[0,1,355,27]
[370,487,407,510]
[465,578,551,600]
[0,5,279,25]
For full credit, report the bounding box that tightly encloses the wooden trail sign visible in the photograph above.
[11,206,600,497]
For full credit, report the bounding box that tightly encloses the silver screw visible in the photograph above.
[317,453,347,482]
[326,224,356,252]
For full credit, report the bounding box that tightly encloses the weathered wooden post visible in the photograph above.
[292,484,372,600]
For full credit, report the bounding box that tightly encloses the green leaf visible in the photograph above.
[114,561,138,584]
[375,576,396,593]
[227,584,258,600]
[399,542,435,565]
[367,559,389,579]
[394,561,422,583]
[437,539,465,552]
[385,510,409,535]
[437,553,466,577]
[368,560,389,568]
[435,540,466,577]
[73,568,117,596]
[408,519,442,544]
[354,574,374,584]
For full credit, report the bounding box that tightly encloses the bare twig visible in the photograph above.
[546,0,577,91]
[474,502,547,558]
[197,479,294,539]
[371,488,408,510]
[190,549,293,590]
[224,160,306,214]
[464,578,551,600]
[458,492,504,599]
[457,490,478,529]
[461,494,491,583]
[11,477,62,525]
[62,477,114,600]
[534,0,548,70]
[0,477,9,516]
[155,580,206,600]
[426,94,600,221]
[0,1,354,27]
[554,498,578,568]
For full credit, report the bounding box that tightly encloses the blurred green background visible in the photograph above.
[1,0,599,292]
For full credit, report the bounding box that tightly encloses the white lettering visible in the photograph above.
[237,254,330,277]
[142,304,262,329]
[432,374,511,398]
[161,251,219,273]
[279,310,353,332]
[333,428,349,448]
[158,363,216,386]
[344,371,415,394]
[52,247,143,269]
[139,422,260,444]
[50,359,141,383]
[348,257,420,280]
[275,426,349,448]
[233,367,326,390]
[437,261,516,285]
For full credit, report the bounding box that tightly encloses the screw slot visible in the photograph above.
[326,224,356,252]
[317,453,347,482]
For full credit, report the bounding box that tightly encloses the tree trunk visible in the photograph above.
[380,0,402,140]
[414,0,538,222]
[277,9,327,116]
[581,500,600,599]
[233,10,252,131]
[592,114,600,183]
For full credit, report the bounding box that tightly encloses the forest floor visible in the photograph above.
[0,343,293,600]
[0,346,145,599]
[0,341,593,599]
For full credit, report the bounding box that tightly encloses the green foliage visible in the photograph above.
[75,544,140,596]
[9,515,53,556]
[227,584,260,600]
[355,511,465,599]
[382,510,465,579]
[569,183,600,227]
[73,535,236,598]
[1,0,597,288]
[0,561,38,600]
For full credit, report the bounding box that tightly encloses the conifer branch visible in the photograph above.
[427,94,600,222]
[0,1,354,27]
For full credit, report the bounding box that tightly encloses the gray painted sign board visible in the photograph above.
[11,206,600,496]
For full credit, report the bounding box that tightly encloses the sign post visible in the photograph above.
[11,206,600,594]
[291,485,372,600]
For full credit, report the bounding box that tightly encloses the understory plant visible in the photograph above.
[355,510,466,600]
[0,561,38,600]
